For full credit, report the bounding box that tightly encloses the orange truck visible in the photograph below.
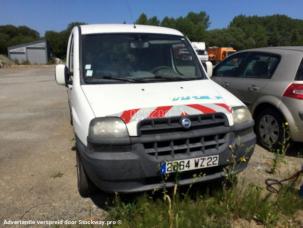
[208,47,236,64]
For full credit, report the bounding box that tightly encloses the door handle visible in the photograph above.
[248,85,260,92]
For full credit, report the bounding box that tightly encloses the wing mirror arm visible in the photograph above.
[65,68,73,86]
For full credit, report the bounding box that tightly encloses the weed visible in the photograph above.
[108,182,303,227]
[107,139,303,227]
[268,122,290,174]
[50,171,64,178]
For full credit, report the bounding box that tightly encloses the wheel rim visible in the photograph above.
[258,114,280,147]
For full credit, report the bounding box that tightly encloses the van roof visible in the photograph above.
[80,24,183,36]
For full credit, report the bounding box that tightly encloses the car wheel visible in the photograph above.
[255,108,289,151]
[76,152,96,197]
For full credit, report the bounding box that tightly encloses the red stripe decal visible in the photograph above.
[149,106,172,118]
[120,109,140,123]
[216,103,232,113]
[187,104,216,114]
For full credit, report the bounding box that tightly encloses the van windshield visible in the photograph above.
[81,33,205,83]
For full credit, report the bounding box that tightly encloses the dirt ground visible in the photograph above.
[0,66,302,225]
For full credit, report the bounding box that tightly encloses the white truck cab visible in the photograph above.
[55,24,255,196]
[191,42,209,62]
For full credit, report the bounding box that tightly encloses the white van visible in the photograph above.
[55,24,255,197]
[191,42,209,62]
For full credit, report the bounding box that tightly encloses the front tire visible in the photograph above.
[255,108,289,151]
[76,152,96,197]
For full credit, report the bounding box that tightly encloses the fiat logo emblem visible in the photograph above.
[181,117,191,129]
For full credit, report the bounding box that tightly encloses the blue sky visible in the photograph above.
[1,0,302,36]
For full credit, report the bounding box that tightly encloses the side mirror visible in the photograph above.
[203,61,213,78]
[55,64,70,86]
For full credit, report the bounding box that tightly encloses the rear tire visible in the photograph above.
[255,108,289,151]
[76,152,96,197]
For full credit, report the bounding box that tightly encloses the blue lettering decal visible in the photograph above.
[181,96,191,101]
[199,96,210,100]
[196,96,210,100]
[172,95,223,101]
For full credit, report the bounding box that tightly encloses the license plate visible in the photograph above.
[160,155,219,174]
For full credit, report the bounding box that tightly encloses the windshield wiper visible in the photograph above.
[86,76,146,83]
[86,75,200,84]
[102,76,140,82]
[152,75,200,81]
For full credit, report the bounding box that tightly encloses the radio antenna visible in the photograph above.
[125,0,135,27]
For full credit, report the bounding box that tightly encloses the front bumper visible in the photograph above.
[77,121,256,193]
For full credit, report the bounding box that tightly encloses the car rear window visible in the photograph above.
[295,58,303,81]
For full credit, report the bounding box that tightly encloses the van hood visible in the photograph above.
[81,80,242,135]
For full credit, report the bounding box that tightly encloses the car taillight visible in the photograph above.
[283,83,303,100]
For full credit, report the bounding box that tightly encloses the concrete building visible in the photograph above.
[7,39,50,64]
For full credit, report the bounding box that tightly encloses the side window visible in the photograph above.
[68,36,74,72]
[213,53,247,77]
[295,58,303,81]
[242,53,280,79]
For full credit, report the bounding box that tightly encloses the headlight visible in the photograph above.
[89,117,129,139]
[232,106,252,124]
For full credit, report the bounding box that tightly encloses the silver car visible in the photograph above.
[212,47,303,150]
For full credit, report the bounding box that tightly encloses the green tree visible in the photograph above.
[0,25,40,54]
[136,13,148,25]
[147,16,160,26]
[161,17,176,28]
[44,31,66,59]
[228,14,303,48]
[0,33,10,54]
[45,22,85,58]
[136,11,210,41]
[2,12,303,57]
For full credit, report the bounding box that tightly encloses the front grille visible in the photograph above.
[137,113,229,159]
[138,113,227,135]
[143,134,226,157]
